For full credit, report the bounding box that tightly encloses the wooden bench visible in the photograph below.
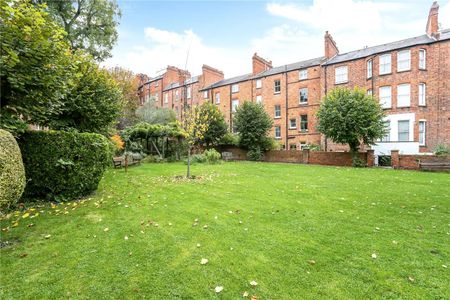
[221,151,233,161]
[112,155,142,168]
[419,160,450,172]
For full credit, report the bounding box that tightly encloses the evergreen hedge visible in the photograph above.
[0,129,26,210]
[18,130,111,201]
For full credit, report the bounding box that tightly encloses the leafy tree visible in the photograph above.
[34,0,121,61]
[48,52,123,134]
[135,98,176,125]
[0,0,74,135]
[316,87,386,163]
[234,101,273,159]
[197,102,228,148]
[108,67,140,129]
[182,106,208,178]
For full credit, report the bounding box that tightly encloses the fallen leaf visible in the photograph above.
[200,258,208,265]
[372,253,377,259]
[308,260,316,265]
[19,253,28,258]
[203,225,208,229]
[168,223,172,226]
[27,223,34,228]
[214,286,223,293]
[104,228,109,232]
[251,296,259,300]
[12,222,19,227]
[250,280,258,286]
[408,276,415,282]
[22,213,30,219]
[243,291,249,297]
[196,243,201,247]
[44,234,51,239]
[442,265,447,268]
[124,236,129,240]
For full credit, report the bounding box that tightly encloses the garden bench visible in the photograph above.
[222,151,233,161]
[419,160,450,172]
[112,155,142,168]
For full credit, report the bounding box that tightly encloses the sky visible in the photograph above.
[103,0,450,78]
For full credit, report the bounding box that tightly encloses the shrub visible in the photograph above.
[204,149,221,164]
[352,156,367,168]
[0,129,26,210]
[247,147,264,161]
[18,130,110,201]
[219,132,239,146]
[191,154,206,164]
[434,144,450,156]
[110,134,124,155]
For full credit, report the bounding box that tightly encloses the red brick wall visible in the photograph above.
[264,150,304,163]
[308,151,367,167]
[391,150,450,170]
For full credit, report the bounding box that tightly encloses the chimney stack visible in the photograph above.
[252,53,272,75]
[426,1,440,38]
[201,64,224,87]
[324,31,339,59]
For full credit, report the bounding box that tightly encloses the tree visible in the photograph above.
[34,0,121,61]
[108,67,140,129]
[197,102,228,148]
[0,0,74,135]
[48,52,123,134]
[234,101,273,160]
[182,106,208,178]
[135,98,176,125]
[316,87,386,163]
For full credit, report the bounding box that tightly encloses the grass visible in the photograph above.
[1,162,449,299]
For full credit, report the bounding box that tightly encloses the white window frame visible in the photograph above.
[275,126,281,139]
[289,118,297,129]
[397,84,411,107]
[418,120,426,146]
[419,49,426,70]
[274,80,281,94]
[231,84,239,93]
[203,90,208,99]
[367,59,373,79]
[187,86,191,99]
[335,66,348,84]
[175,90,179,101]
[397,120,410,142]
[164,93,169,104]
[379,86,391,109]
[379,54,391,75]
[255,79,262,89]
[397,50,411,72]
[256,95,262,104]
[274,105,281,118]
[299,88,308,104]
[418,83,426,106]
[232,99,239,112]
[367,89,373,96]
[299,69,308,80]
[215,92,220,104]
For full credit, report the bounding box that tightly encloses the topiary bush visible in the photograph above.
[247,147,264,161]
[0,129,26,210]
[18,130,111,201]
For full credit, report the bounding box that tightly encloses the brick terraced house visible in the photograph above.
[137,2,449,155]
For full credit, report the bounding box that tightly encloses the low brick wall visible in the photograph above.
[264,150,304,163]
[391,150,450,170]
[308,151,367,167]
[218,146,374,167]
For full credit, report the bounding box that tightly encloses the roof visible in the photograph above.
[325,29,450,65]
[201,56,324,91]
[162,76,200,92]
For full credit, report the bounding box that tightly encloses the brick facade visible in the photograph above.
[137,2,449,155]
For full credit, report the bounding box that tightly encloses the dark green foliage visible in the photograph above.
[49,53,123,134]
[219,132,239,146]
[317,87,386,161]
[18,130,110,201]
[198,102,228,147]
[0,0,74,135]
[204,148,221,164]
[35,0,121,61]
[247,147,264,161]
[234,101,273,153]
[0,129,26,210]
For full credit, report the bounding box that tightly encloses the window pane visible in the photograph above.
[397,84,411,107]
[419,50,426,69]
[379,54,391,74]
[274,80,281,93]
[367,60,372,78]
[299,88,308,103]
[398,120,410,141]
[379,86,391,108]
[300,115,308,131]
[418,83,426,106]
[397,50,411,72]
[256,79,262,89]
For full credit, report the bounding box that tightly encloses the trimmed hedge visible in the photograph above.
[18,130,111,201]
[0,129,26,210]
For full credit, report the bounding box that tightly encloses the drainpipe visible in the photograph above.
[324,63,328,151]
[284,65,288,150]
[229,85,232,131]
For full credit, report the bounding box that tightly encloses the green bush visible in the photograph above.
[219,132,239,146]
[434,144,450,156]
[247,147,264,161]
[0,129,26,210]
[204,149,221,164]
[18,130,110,201]
[191,154,206,164]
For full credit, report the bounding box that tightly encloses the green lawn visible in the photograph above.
[1,162,449,299]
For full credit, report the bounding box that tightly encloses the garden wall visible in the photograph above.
[391,150,450,171]
[218,146,375,167]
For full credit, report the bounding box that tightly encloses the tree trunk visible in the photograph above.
[187,147,191,178]
[124,152,128,173]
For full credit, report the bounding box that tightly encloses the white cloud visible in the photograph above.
[104,27,250,77]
